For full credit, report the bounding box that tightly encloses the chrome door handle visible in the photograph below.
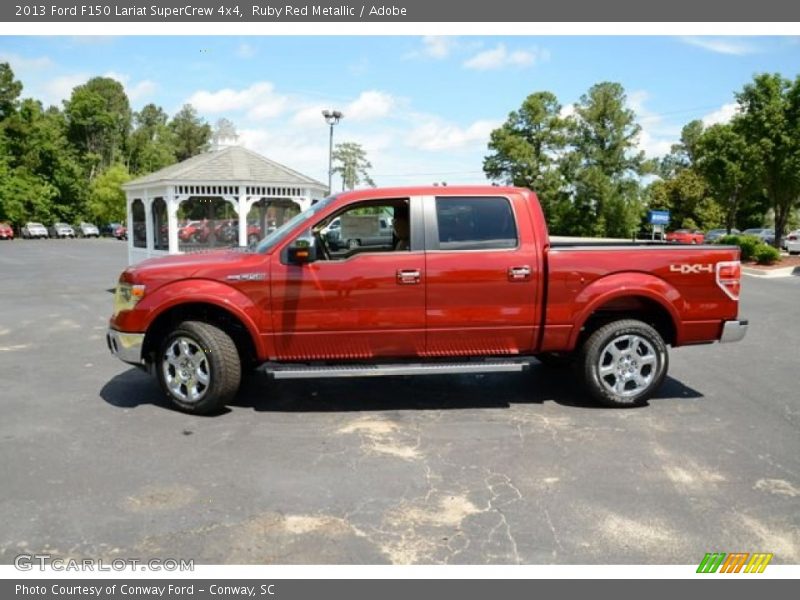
[508,265,531,281]
[397,269,421,285]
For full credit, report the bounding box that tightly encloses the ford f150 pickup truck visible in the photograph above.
[107,186,747,414]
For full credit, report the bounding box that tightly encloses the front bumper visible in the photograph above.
[720,319,748,343]
[107,328,145,365]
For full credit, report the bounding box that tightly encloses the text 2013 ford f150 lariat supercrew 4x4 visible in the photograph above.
[107,186,747,414]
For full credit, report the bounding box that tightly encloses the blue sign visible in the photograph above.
[648,210,670,225]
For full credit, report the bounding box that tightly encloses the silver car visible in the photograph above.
[21,222,49,239]
[49,223,75,239]
[742,228,775,245]
[77,222,100,238]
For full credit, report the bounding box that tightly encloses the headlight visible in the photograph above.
[113,283,146,316]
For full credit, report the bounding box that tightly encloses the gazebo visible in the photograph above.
[121,145,328,265]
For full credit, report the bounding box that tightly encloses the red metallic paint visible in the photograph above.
[109,186,742,364]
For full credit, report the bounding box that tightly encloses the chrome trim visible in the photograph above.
[107,329,145,364]
[270,360,530,380]
[720,319,748,343]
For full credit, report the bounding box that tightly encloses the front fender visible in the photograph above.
[567,272,685,349]
[113,279,265,356]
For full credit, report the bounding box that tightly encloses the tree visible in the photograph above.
[734,73,800,249]
[331,142,375,191]
[128,103,175,175]
[483,91,572,231]
[569,82,646,237]
[169,104,211,161]
[659,119,704,178]
[694,123,751,233]
[86,163,130,223]
[0,62,22,121]
[64,76,132,177]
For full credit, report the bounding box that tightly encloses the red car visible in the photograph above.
[666,229,705,244]
[108,185,746,414]
[0,222,14,240]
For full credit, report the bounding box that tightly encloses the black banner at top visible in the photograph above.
[4,0,800,22]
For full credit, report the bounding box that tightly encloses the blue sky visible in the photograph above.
[1,35,799,187]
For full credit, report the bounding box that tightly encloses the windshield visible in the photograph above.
[255,196,336,253]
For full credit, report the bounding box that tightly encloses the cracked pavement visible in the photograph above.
[0,240,798,564]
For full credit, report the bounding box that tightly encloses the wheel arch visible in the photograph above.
[569,275,682,351]
[142,300,260,370]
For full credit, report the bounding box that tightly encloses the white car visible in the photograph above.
[77,222,100,238]
[49,223,76,238]
[21,222,49,239]
[786,230,800,255]
[781,229,800,250]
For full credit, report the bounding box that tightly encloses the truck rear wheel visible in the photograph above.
[157,320,241,414]
[578,319,668,408]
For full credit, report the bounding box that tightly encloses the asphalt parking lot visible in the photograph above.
[0,239,798,565]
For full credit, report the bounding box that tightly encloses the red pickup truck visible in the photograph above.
[107,186,747,414]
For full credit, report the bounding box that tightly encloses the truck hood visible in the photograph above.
[124,249,268,287]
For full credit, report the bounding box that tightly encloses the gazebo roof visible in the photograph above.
[122,145,326,190]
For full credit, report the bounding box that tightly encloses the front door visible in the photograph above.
[423,194,538,356]
[270,197,426,360]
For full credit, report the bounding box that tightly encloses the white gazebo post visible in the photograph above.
[143,191,154,253]
[125,195,134,265]
[167,185,180,254]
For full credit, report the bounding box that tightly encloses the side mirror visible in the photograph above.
[287,239,317,264]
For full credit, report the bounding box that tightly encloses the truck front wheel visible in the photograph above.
[157,320,241,414]
[578,319,668,408]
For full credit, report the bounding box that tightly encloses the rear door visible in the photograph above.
[423,194,538,356]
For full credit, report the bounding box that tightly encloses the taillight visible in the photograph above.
[716,260,741,300]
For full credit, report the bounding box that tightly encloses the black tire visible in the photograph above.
[578,319,668,408]
[156,320,241,414]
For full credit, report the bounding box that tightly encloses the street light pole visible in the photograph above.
[322,109,343,194]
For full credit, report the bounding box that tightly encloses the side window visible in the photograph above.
[435,197,517,251]
[315,198,411,260]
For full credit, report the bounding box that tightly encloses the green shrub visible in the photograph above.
[716,234,762,261]
[753,244,780,265]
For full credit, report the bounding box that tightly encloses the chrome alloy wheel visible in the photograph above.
[597,334,657,398]
[162,337,210,403]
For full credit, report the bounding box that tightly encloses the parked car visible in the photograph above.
[666,229,705,244]
[21,222,48,239]
[0,222,14,240]
[107,185,747,414]
[76,222,100,238]
[742,228,775,245]
[101,222,125,238]
[326,214,394,250]
[49,223,75,239]
[786,230,800,255]
[780,229,800,251]
[704,228,740,243]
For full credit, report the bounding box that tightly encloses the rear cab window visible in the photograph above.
[434,196,518,251]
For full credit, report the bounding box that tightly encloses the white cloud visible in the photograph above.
[236,42,256,59]
[463,44,549,71]
[404,36,457,60]
[41,74,87,105]
[345,90,395,122]
[681,37,759,56]
[102,71,156,103]
[406,118,499,151]
[627,90,681,159]
[0,52,53,71]
[702,102,739,127]
[187,81,289,120]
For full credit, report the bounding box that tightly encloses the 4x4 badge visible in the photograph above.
[670,264,713,274]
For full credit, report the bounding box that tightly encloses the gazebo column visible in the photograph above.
[125,195,134,263]
[167,188,180,253]
[143,194,154,253]
[237,190,258,247]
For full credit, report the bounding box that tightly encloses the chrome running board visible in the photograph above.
[267,360,531,380]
